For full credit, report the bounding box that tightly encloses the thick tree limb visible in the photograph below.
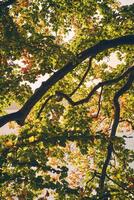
[0,35,134,127]
[38,58,93,117]
[99,70,134,191]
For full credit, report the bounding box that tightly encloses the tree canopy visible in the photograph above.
[0,0,134,199]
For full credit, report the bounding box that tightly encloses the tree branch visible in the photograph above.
[69,57,93,96]
[94,86,103,118]
[38,57,93,117]
[119,119,134,130]
[37,95,54,118]
[56,66,134,106]
[99,70,134,191]
[0,35,134,127]
[106,174,134,196]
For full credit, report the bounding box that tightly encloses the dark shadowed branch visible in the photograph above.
[95,86,103,118]
[106,174,134,196]
[119,119,134,130]
[99,70,134,191]
[69,57,93,96]
[0,35,134,127]
[37,95,54,118]
[55,67,134,192]
[38,57,93,117]
[56,66,134,106]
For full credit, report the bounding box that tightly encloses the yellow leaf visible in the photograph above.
[29,136,35,143]
[5,140,13,148]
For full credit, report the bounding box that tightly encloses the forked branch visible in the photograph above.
[38,57,93,117]
[56,67,134,106]
[99,70,134,191]
[0,35,134,127]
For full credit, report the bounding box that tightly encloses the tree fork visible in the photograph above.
[0,35,134,127]
[99,70,134,191]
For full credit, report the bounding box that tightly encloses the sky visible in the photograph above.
[120,0,134,5]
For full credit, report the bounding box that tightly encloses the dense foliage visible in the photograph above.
[0,0,134,199]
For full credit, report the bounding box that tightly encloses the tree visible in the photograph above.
[0,0,134,199]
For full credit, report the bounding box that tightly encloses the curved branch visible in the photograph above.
[56,66,134,106]
[37,95,54,118]
[99,70,134,190]
[119,119,134,130]
[69,57,93,96]
[95,86,103,118]
[38,57,93,117]
[0,35,134,127]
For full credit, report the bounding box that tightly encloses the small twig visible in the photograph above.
[106,174,134,196]
[86,171,96,186]
[69,57,93,96]
[83,171,97,194]
[37,95,54,118]
[119,119,134,130]
[94,86,103,118]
